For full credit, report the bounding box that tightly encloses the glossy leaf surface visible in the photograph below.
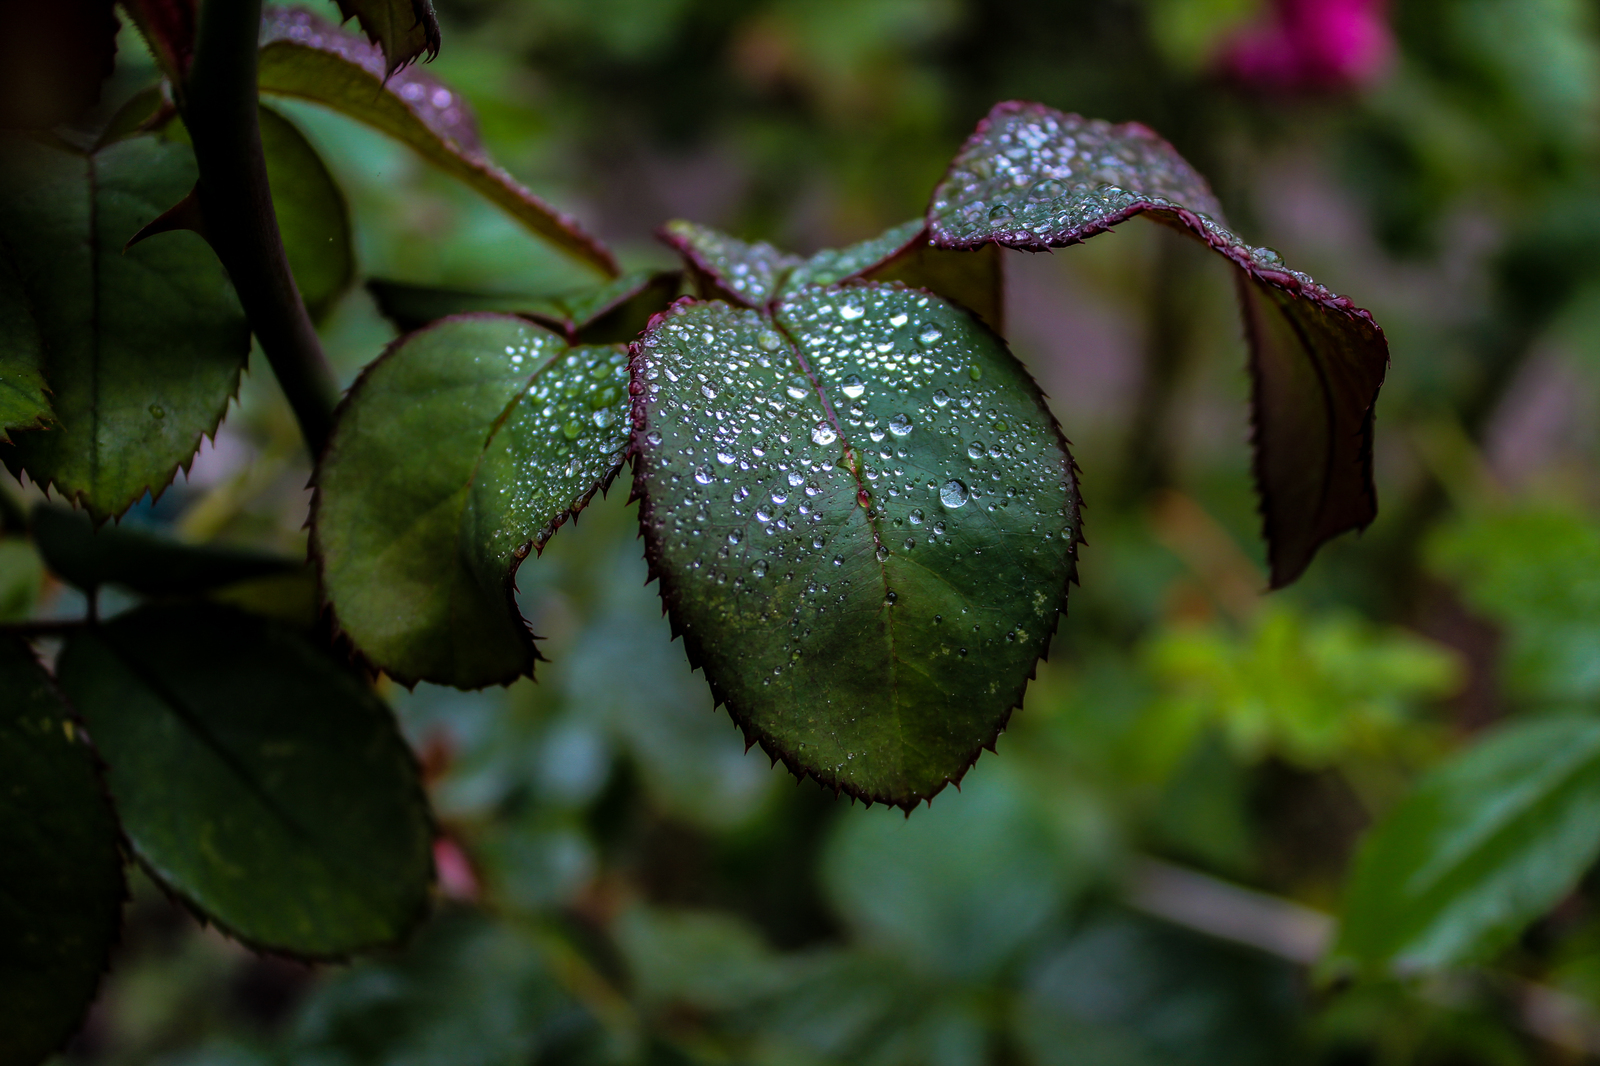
[1332,715,1600,975]
[0,637,123,1066]
[368,269,679,343]
[57,604,434,958]
[314,315,630,688]
[32,504,298,596]
[332,0,440,75]
[258,7,617,278]
[631,284,1080,807]
[0,133,249,520]
[929,101,1387,586]
[661,220,803,306]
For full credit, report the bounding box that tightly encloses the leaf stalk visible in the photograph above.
[182,0,341,455]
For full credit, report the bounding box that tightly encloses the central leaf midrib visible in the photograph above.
[772,312,906,781]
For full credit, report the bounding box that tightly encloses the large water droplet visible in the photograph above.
[759,330,782,351]
[940,480,969,508]
[988,203,1014,221]
[728,529,744,545]
[694,466,713,485]
[592,408,616,429]
[932,389,951,407]
[888,413,913,437]
[786,375,811,400]
[909,508,924,525]
[787,471,805,487]
[840,374,866,399]
[1028,177,1066,201]
[839,303,865,321]
[812,423,838,445]
[918,327,943,347]
[967,441,986,459]
[562,420,581,440]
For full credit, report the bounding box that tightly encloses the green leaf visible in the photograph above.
[0,250,50,438]
[332,0,440,76]
[55,603,434,958]
[259,104,355,321]
[313,314,631,688]
[0,636,124,1066]
[367,268,680,344]
[0,132,249,520]
[660,220,803,306]
[867,238,1005,335]
[31,503,299,597]
[1331,715,1600,975]
[778,219,926,293]
[631,283,1081,807]
[0,536,44,621]
[929,102,1388,587]
[258,7,618,279]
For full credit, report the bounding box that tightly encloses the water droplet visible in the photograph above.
[701,382,719,399]
[694,466,713,485]
[771,490,788,505]
[969,365,984,381]
[988,203,1013,221]
[833,556,843,566]
[967,441,986,459]
[909,509,924,525]
[149,404,165,419]
[889,312,909,327]
[759,331,782,351]
[886,590,899,604]
[728,530,744,545]
[786,376,811,400]
[592,408,616,429]
[787,471,805,487]
[839,303,865,320]
[755,508,772,523]
[888,413,913,437]
[940,480,969,508]
[875,546,889,562]
[645,431,663,446]
[933,521,946,535]
[918,327,943,347]
[932,389,951,407]
[812,423,837,445]
[840,374,866,399]
[1252,246,1284,267]
[1028,177,1066,201]
[903,538,916,551]
[562,420,581,440]
[753,560,768,577]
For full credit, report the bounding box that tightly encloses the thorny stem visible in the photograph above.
[181,0,341,455]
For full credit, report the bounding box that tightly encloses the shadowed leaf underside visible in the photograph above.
[929,101,1387,587]
[313,314,631,688]
[630,284,1080,808]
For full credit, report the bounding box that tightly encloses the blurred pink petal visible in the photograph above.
[433,836,480,902]
[1221,0,1393,92]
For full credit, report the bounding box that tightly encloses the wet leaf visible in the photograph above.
[332,0,439,76]
[778,220,926,293]
[313,314,631,688]
[868,239,1004,335]
[661,220,803,306]
[631,284,1080,807]
[31,503,298,597]
[0,132,249,520]
[0,637,124,1066]
[368,269,680,343]
[929,102,1387,587]
[56,603,434,958]
[258,7,617,278]
[1332,715,1600,975]
[0,0,119,130]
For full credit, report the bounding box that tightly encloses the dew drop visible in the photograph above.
[1028,177,1066,201]
[728,530,744,545]
[646,430,663,446]
[940,480,969,508]
[988,203,1013,221]
[562,420,581,440]
[932,389,951,407]
[967,441,986,459]
[918,327,943,347]
[592,408,616,429]
[909,509,924,525]
[888,413,913,437]
[759,331,783,351]
[839,303,865,321]
[840,374,866,399]
[812,423,838,445]
[787,471,805,487]
[875,546,889,562]
[786,376,811,400]
[694,466,713,485]
[969,365,984,381]
[149,404,165,419]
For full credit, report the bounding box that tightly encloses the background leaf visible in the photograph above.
[259,103,355,321]
[258,7,618,278]
[927,101,1388,587]
[31,503,299,597]
[332,0,440,76]
[0,0,119,130]
[313,314,630,688]
[0,132,249,520]
[0,250,50,438]
[56,603,434,958]
[367,268,680,343]
[1332,715,1600,975]
[0,636,124,1066]
[631,284,1080,807]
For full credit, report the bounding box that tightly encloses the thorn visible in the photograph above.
[125,185,208,252]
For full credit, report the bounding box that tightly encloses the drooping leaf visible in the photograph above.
[313,314,631,688]
[0,132,249,520]
[0,0,119,130]
[660,220,803,306]
[258,104,354,320]
[928,101,1388,587]
[56,603,434,958]
[0,251,50,439]
[631,283,1080,807]
[332,0,440,76]
[0,637,124,1066]
[31,503,299,597]
[1331,715,1600,975]
[778,220,926,293]
[258,7,617,278]
[367,268,680,343]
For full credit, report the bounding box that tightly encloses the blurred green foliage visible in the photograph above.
[27,0,1600,1061]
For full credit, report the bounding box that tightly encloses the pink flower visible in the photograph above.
[1220,0,1394,92]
